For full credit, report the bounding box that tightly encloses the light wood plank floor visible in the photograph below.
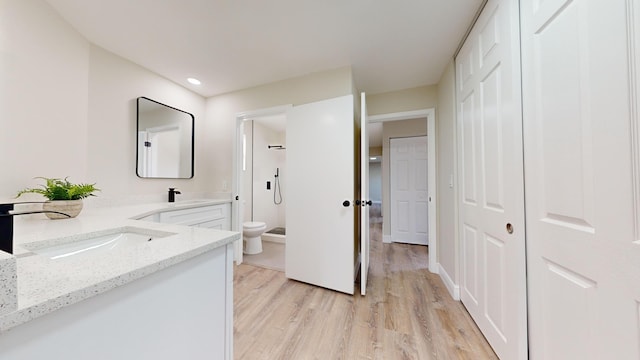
[234,223,498,360]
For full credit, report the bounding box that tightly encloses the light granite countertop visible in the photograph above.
[0,199,238,333]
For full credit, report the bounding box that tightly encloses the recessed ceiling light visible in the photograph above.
[187,77,201,85]
[370,157,377,160]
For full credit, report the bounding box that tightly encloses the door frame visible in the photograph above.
[232,104,293,265]
[369,108,438,273]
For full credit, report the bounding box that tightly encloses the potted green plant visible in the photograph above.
[16,177,99,219]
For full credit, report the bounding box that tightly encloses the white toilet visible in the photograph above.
[243,221,266,255]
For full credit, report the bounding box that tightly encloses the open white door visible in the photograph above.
[286,95,355,295]
[360,92,370,296]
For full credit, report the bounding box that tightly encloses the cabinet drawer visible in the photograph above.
[159,204,229,227]
[197,217,231,230]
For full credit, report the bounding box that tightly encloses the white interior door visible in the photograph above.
[286,95,355,295]
[360,92,370,296]
[521,0,640,358]
[390,136,428,245]
[455,0,527,358]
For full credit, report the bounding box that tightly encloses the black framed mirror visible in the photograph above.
[136,97,194,179]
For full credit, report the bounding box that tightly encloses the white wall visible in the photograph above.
[367,85,437,116]
[369,162,382,202]
[0,0,208,202]
[0,0,89,199]
[87,45,206,200]
[436,60,458,290]
[204,66,354,194]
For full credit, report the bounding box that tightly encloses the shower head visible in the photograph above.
[268,145,286,150]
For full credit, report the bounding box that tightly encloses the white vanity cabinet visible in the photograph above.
[159,204,230,230]
[137,203,232,230]
[0,243,234,360]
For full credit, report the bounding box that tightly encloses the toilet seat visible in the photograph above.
[243,221,266,229]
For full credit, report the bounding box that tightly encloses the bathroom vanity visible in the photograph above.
[137,202,231,230]
[0,199,237,360]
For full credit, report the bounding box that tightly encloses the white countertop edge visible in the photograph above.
[127,199,233,220]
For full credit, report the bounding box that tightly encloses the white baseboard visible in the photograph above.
[383,235,392,244]
[439,264,460,300]
[429,262,439,274]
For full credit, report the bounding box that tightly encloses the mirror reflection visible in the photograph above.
[136,97,194,179]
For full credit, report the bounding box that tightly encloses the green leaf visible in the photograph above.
[16,177,99,201]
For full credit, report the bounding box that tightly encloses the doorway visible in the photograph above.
[368,108,437,273]
[241,117,287,272]
[233,105,292,266]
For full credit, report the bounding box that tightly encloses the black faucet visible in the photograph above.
[168,188,181,203]
[0,203,71,255]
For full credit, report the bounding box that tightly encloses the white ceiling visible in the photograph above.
[44,0,481,97]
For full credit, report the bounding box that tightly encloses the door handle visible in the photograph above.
[355,199,361,206]
[342,200,351,207]
[506,223,514,234]
[366,200,372,206]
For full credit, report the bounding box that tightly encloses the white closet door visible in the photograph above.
[390,136,428,245]
[455,0,527,358]
[521,0,640,358]
[285,95,355,295]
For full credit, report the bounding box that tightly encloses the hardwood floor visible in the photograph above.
[233,223,498,359]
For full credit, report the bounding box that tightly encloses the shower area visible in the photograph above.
[242,117,287,270]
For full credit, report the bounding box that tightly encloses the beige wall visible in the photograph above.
[87,45,207,199]
[367,85,437,116]
[0,0,90,198]
[0,0,353,203]
[436,60,457,286]
[381,119,428,237]
[203,66,354,193]
[0,0,208,202]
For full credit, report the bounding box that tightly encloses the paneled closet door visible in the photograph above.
[521,0,640,358]
[455,0,528,358]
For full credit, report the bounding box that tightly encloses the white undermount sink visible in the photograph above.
[23,227,176,260]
